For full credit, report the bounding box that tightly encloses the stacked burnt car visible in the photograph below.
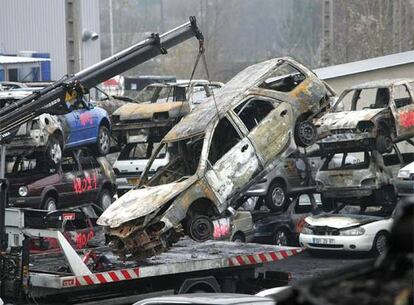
[0,87,116,211]
[314,79,414,206]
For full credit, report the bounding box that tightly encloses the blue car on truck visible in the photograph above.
[1,88,111,165]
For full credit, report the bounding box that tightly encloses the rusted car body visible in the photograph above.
[97,57,336,259]
[316,79,414,154]
[111,80,223,146]
[315,151,414,205]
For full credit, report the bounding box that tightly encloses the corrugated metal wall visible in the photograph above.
[0,0,66,80]
[0,0,101,80]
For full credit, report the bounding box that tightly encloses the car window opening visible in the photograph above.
[208,117,242,165]
[234,99,275,131]
[393,84,412,108]
[259,62,306,92]
[146,135,204,186]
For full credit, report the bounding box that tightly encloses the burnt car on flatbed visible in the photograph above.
[6,150,116,211]
[316,79,414,154]
[97,57,336,259]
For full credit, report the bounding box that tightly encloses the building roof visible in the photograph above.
[314,50,414,80]
[0,55,50,65]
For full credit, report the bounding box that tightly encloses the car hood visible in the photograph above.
[113,102,191,121]
[305,214,383,229]
[317,108,385,130]
[97,176,197,228]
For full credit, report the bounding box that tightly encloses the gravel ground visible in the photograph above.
[263,250,373,283]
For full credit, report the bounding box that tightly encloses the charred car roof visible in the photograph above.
[164,57,322,142]
[347,78,414,90]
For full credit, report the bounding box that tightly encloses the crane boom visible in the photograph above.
[0,16,203,142]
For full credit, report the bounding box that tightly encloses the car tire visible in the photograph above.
[321,194,336,212]
[46,135,63,166]
[266,181,288,212]
[232,232,245,243]
[97,188,112,211]
[273,228,290,246]
[376,134,393,154]
[95,125,110,156]
[294,121,317,147]
[371,231,388,256]
[43,196,57,211]
[187,215,214,242]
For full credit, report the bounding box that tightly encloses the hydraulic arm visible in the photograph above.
[0,16,203,143]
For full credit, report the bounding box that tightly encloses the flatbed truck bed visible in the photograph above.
[1,208,302,304]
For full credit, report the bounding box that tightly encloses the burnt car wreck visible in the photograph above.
[97,57,336,259]
[316,79,414,154]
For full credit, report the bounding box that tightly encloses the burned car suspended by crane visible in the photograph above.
[98,57,337,259]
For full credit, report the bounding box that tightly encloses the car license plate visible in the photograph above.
[127,178,140,185]
[313,238,335,245]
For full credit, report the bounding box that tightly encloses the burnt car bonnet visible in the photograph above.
[317,108,385,130]
[305,214,383,229]
[113,102,190,120]
[97,176,197,228]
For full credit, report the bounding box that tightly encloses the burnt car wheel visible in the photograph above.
[376,134,393,154]
[232,232,245,243]
[97,188,112,211]
[43,197,57,211]
[46,135,63,166]
[371,231,388,256]
[273,228,289,246]
[187,215,214,242]
[95,125,110,156]
[266,182,288,212]
[294,121,317,147]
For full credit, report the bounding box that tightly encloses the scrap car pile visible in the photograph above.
[0,15,413,305]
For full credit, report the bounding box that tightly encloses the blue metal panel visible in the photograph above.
[32,53,51,81]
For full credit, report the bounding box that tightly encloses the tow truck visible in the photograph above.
[0,18,302,304]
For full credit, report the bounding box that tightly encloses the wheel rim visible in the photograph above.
[101,193,112,210]
[99,128,109,154]
[298,122,316,146]
[46,200,57,211]
[271,187,285,207]
[376,234,387,254]
[50,143,62,164]
[274,230,288,246]
[190,216,213,242]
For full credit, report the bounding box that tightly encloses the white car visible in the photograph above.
[113,141,169,197]
[299,205,394,255]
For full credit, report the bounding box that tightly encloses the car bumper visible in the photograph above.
[318,133,375,152]
[321,187,373,198]
[393,179,414,196]
[8,196,42,209]
[299,233,375,252]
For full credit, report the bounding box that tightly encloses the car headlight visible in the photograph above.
[339,227,365,236]
[398,170,411,179]
[18,186,28,197]
[301,223,313,235]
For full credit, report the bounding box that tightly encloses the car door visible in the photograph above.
[390,83,414,139]
[78,153,100,204]
[204,115,262,206]
[230,97,294,168]
[59,152,87,207]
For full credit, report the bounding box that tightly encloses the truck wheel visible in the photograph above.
[43,196,57,211]
[97,188,112,211]
[294,121,317,147]
[266,181,288,212]
[95,125,110,156]
[187,215,213,242]
[371,231,388,256]
[46,135,63,166]
[273,228,289,246]
[376,134,393,153]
